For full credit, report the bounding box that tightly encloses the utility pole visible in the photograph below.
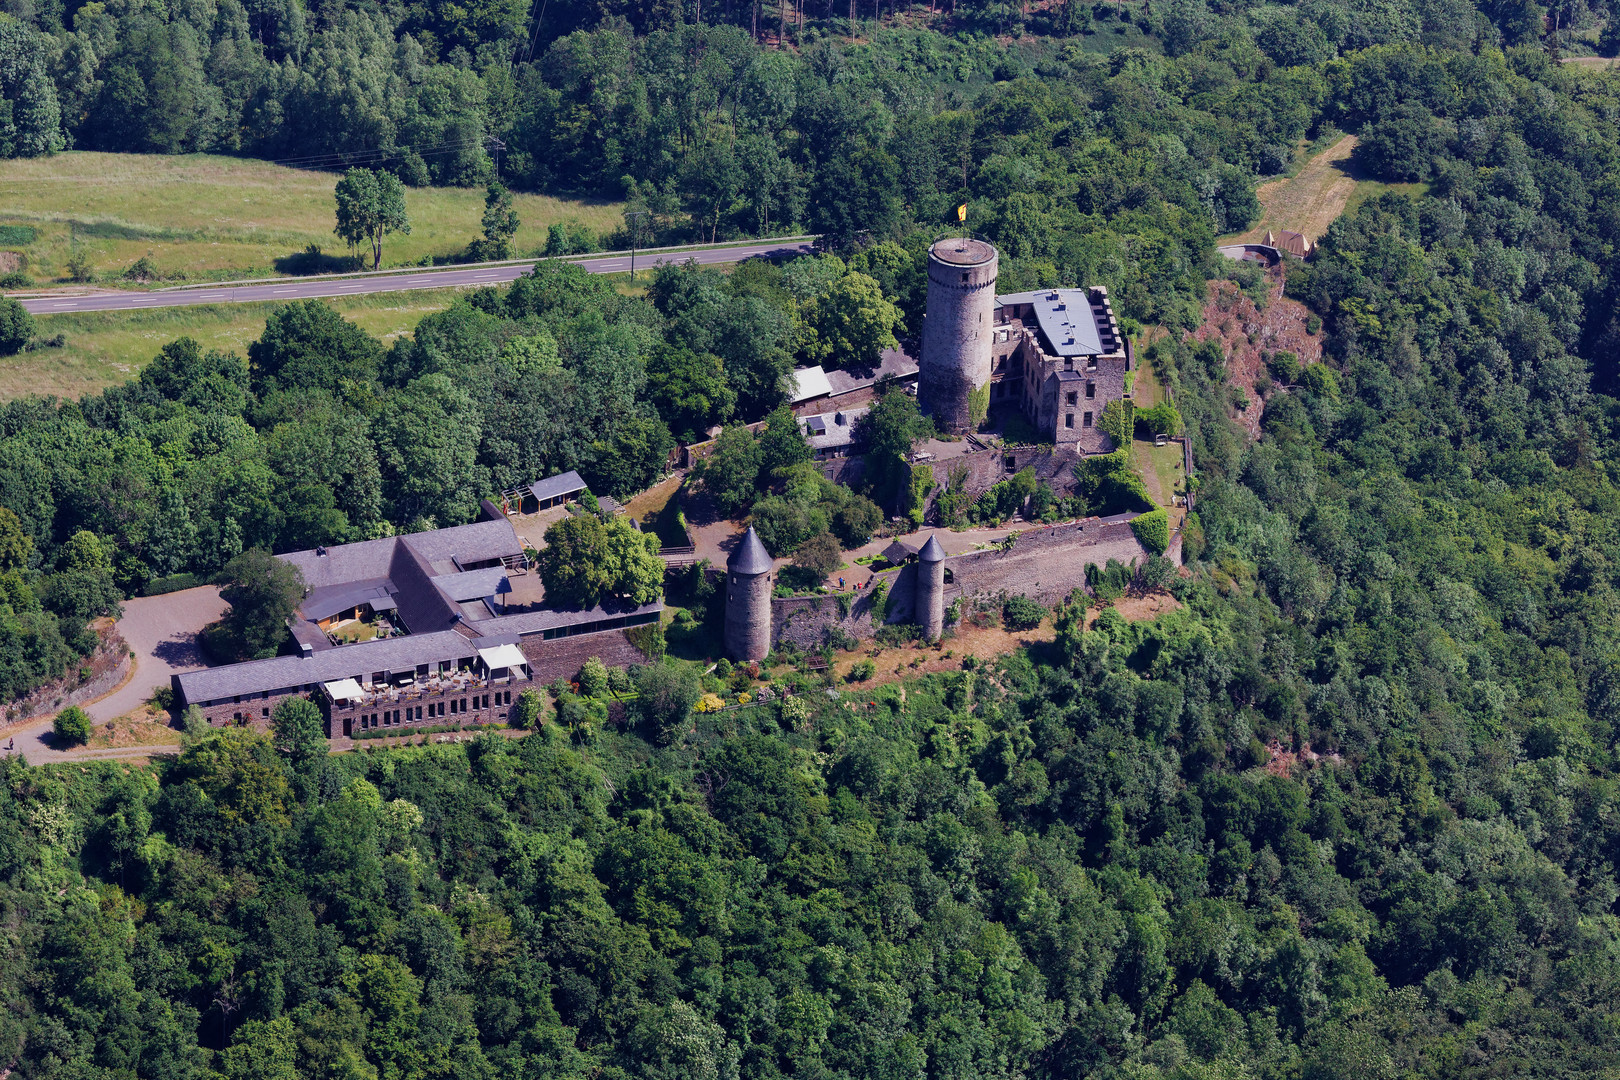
[486,136,507,178]
[626,210,648,281]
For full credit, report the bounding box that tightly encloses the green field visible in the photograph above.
[0,152,624,285]
[4,290,459,401]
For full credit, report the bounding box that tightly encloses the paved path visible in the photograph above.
[4,586,225,764]
[17,240,817,315]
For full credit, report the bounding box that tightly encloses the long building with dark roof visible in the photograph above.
[174,513,660,738]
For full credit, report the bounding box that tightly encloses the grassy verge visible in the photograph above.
[0,151,624,284]
[6,289,458,401]
[1341,179,1431,221]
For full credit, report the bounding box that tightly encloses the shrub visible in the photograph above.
[123,255,159,282]
[1138,554,1177,591]
[1003,595,1049,630]
[579,657,610,697]
[1131,508,1170,555]
[1136,402,1183,437]
[0,296,33,355]
[53,706,92,745]
[634,662,701,744]
[847,659,876,682]
[1267,350,1301,384]
[513,689,543,729]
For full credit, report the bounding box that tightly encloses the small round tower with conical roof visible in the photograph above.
[917,533,946,640]
[724,526,774,661]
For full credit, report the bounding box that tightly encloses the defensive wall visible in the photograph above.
[916,444,1087,517]
[769,518,1148,650]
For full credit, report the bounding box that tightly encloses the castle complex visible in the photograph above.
[918,238,1131,449]
[720,242,1147,661]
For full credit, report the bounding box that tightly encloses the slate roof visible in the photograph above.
[800,406,868,452]
[729,527,773,574]
[299,579,397,622]
[823,348,918,397]
[529,470,587,502]
[176,630,484,704]
[919,534,946,563]
[881,540,915,564]
[432,567,511,603]
[474,601,664,637]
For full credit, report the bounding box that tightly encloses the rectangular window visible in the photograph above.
[262,708,270,718]
[1065,414,1074,429]
[1066,391,1077,406]
[1086,381,1095,398]
[1083,412,1093,428]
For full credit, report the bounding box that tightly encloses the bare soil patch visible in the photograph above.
[815,591,1182,690]
[87,703,181,749]
[1190,269,1323,441]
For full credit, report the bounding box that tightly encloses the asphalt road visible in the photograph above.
[17,239,817,315]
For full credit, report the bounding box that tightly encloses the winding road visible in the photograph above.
[16,238,817,315]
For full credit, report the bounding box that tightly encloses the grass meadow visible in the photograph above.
[5,290,459,401]
[0,152,624,285]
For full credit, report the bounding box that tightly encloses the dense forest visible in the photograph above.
[4,0,1620,1072]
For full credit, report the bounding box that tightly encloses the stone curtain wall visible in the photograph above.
[770,522,1148,649]
[771,566,909,650]
[918,445,1087,517]
[943,519,1145,607]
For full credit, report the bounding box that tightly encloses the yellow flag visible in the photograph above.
[957,203,967,223]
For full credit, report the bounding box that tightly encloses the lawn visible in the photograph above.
[0,152,625,285]
[1223,134,1363,247]
[1130,356,1167,408]
[4,289,458,401]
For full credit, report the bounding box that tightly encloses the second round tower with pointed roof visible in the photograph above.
[917,533,946,640]
[724,526,774,661]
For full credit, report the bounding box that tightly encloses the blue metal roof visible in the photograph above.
[1030,290,1104,356]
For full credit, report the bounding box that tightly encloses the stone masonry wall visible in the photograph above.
[919,445,1086,518]
[942,519,1144,608]
[770,521,1147,648]
[519,629,650,684]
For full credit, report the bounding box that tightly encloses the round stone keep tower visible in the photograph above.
[724,526,773,662]
[919,238,999,434]
[917,533,946,641]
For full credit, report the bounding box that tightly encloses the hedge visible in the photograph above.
[1130,508,1170,556]
[144,573,202,596]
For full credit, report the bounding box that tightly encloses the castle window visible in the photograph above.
[1066,391,1077,406]
[1083,412,1093,427]
[1086,381,1095,398]
[961,272,968,282]
[1065,413,1074,429]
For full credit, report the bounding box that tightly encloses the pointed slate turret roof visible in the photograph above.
[728,526,773,575]
[919,534,946,563]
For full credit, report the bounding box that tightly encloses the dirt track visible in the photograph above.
[1229,135,1361,247]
